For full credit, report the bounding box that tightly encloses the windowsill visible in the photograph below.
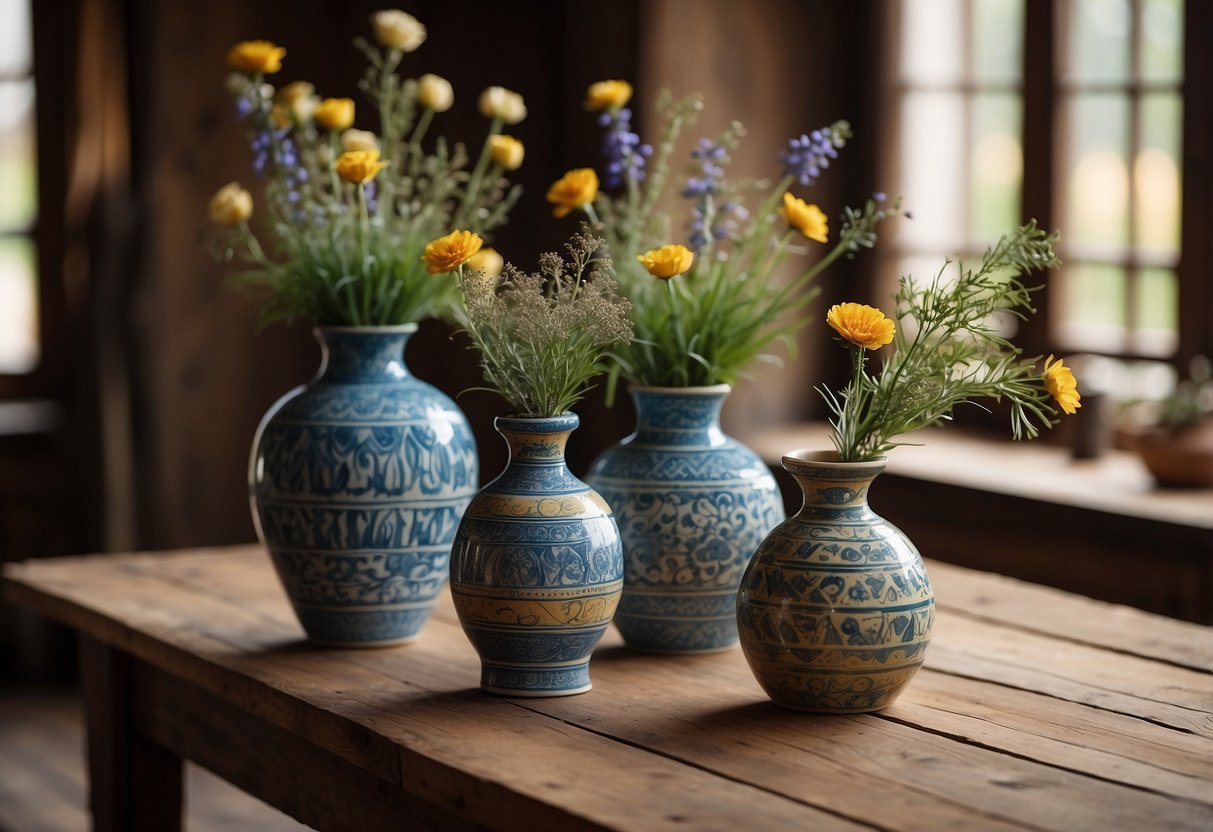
[744,422,1213,531]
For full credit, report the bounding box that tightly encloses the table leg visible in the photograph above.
[80,637,183,832]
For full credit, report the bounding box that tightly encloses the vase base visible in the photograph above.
[306,634,420,649]
[766,699,898,714]
[624,641,737,655]
[480,662,592,698]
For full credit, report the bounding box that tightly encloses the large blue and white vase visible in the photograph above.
[586,385,785,653]
[249,325,478,646]
[450,414,623,696]
[737,450,934,712]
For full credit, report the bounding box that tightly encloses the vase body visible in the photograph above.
[249,325,478,646]
[737,450,934,712]
[450,414,623,696]
[586,385,785,653]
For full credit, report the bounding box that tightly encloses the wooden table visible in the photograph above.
[5,546,1213,831]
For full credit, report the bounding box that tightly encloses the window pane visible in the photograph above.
[1131,267,1178,355]
[1054,263,1127,352]
[0,236,38,373]
[970,93,1022,243]
[0,80,37,231]
[1062,94,1130,251]
[1066,0,1131,83]
[1135,93,1181,254]
[1140,0,1184,82]
[973,0,1024,83]
[0,0,32,77]
[900,0,965,85]
[901,92,965,251]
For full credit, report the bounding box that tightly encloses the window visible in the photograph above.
[0,0,38,375]
[885,0,1210,375]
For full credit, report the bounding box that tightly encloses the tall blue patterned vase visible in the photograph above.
[737,450,935,712]
[586,385,785,653]
[249,325,478,646]
[450,414,623,696]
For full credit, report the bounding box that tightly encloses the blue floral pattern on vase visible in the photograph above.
[250,325,478,646]
[586,385,785,653]
[450,414,624,697]
[736,451,935,712]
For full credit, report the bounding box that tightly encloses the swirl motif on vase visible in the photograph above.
[586,386,785,653]
[450,414,624,697]
[736,450,935,713]
[249,325,478,646]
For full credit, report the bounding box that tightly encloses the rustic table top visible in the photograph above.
[5,545,1213,831]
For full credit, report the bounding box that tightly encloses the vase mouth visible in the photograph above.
[314,323,419,335]
[495,412,580,432]
[782,448,888,470]
[629,384,732,396]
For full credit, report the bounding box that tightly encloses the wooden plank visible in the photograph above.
[0,694,88,832]
[928,559,1213,672]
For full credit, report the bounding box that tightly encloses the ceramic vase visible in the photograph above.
[736,450,934,712]
[586,385,785,653]
[450,414,623,696]
[249,325,478,646]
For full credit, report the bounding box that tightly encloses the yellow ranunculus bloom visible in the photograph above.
[545,168,599,219]
[827,302,895,350]
[371,9,427,52]
[226,40,286,74]
[421,230,484,274]
[417,73,454,112]
[584,80,633,112]
[315,98,355,131]
[335,149,389,184]
[466,247,505,280]
[341,128,380,153]
[489,135,525,171]
[478,86,527,124]
[1043,355,1082,415]
[636,245,694,280]
[780,192,828,243]
[209,182,253,225]
[276,80,317,123]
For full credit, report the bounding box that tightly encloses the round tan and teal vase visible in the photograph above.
[450,414,624,696]
[736,450,934,712]
[587,385,785,653]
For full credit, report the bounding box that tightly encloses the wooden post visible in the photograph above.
[79,636,183,832]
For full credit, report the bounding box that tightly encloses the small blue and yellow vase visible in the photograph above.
[587,385,785,653]
[250,325,478,646]
[737,449,934,712]
[450,413,623,696]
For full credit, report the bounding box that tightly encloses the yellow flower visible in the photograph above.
[341,128,380,153]
[478,86,527,124]
[315,98,355,131]
[421,230,484,274]
[781,192,828,243]
[371,9,427,52]
[584,80,633,111]
[270,103,292,130]
[226,40,286,74]
[636,245,694,280]
[416,73,454,112]
[546,168,599,219]
[209,182,253,225]
[827,302,895,350]
[466,247,505,280]
[335,149,388,184]
[276,80,317,123]
[489,135,525,170]
[1044,355,1082,415]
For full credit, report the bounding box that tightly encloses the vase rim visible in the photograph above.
[314,323,419,335]
[629,384,732,396]
[495,412,580,431]
[782,448,888,469]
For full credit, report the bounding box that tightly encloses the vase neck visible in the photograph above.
[782,453,886,517]
[629,386,729,447]
[496,414,578,465]
[315,326,415,383]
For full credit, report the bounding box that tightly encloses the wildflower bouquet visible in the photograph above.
[208,10,524,327]
[551,81,899,393]
[820,221,1080,462]
[437,226,633,417]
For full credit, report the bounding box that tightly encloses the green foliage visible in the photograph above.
[456,228,633,417]
[822,221,1065,462]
